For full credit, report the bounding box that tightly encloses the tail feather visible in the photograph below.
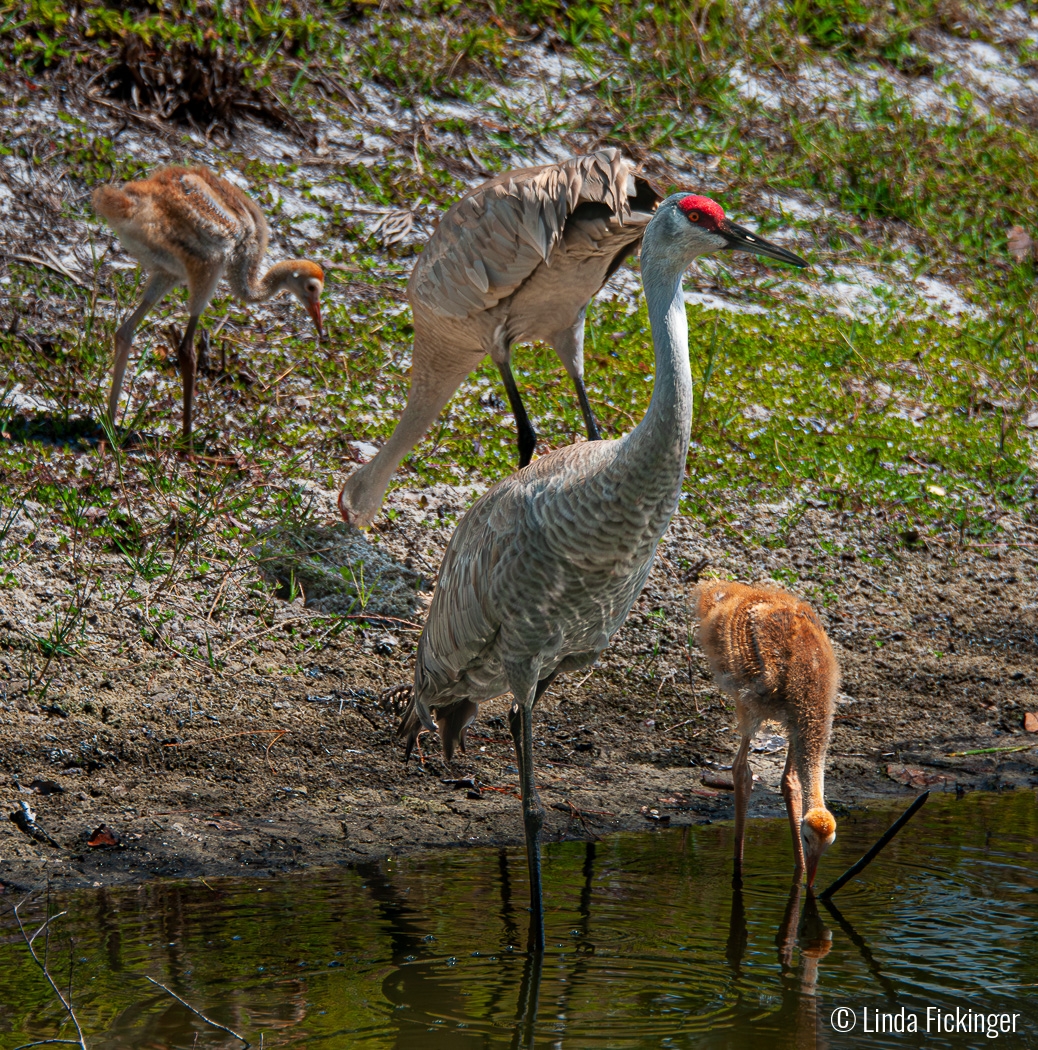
[436,700,479,764]
[91,184,135,222]
[396,688,478,766]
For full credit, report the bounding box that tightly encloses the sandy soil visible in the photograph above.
[3,495,1036,893]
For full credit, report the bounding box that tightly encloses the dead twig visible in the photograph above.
[144,975,250,1047]
[3,252,87,289]
[265,730,287,773]
[9,897,88,1050]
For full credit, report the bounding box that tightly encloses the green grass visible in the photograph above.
[2,0,1037,696]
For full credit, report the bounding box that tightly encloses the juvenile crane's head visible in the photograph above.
[802,807,837,888]
[649,193,808,269]
[279,260,325,338]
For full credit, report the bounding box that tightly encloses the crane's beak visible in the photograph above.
[721,221,808,267]
[806,851,820,889]
[307,297,323,340]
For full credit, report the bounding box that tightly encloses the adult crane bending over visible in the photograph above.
[339,149,660,527]
[397,193,808,949]
[93,165,324,446]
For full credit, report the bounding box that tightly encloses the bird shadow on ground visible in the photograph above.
[253,520,428,621]
[0,410,104,448]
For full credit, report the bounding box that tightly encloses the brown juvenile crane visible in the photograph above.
[396,195,807,950]
[93,165,324,446]
[338,149,660,527]
[692,580,839,889]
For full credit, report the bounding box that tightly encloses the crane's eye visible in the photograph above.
[686,210,700,223]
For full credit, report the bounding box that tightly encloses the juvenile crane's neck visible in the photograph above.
[618,230,694,494]
[244,261,298,303]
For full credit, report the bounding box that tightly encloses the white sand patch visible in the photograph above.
[684,289,770,315]
[912,275,983,318]
[729,62,782,109]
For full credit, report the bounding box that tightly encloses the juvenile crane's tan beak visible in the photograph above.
[307,297,323,340]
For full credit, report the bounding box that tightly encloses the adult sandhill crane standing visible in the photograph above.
[692,580,839,888]
[93,165,324,446]
[338,149,661,527]
[397,194,807,949]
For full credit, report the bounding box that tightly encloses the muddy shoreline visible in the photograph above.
[3,505,1037,894]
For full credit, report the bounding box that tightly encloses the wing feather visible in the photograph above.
[410,149,640,319]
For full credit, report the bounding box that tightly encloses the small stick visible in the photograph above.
[144,976,250,1047]
[9,899,88,1050]
[265,730,287,773]
[552,800,599,840]
[818,790,930,900]
[948,744,1035,757]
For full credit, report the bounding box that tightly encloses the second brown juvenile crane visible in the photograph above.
[338,149,660,527]
[93,165,324,446]
[693,580,839,888]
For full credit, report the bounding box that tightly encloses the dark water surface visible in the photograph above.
[2,790,1036,1049]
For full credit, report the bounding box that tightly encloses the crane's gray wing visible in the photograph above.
[414,441,655,705]
[409,149,640,319]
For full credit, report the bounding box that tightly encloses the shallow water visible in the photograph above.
[1,790,1036,1049]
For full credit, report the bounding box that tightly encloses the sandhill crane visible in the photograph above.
[692,580,839,888]
[93,165,324,446]
[338,149,661,527]
[396,194,807,949]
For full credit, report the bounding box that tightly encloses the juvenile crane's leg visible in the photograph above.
[177,315,201,446]
[731,731,753,887]
[508,696,544,950]
[108,273,176,427]
[780,750,806,880]
[178,274,220,448]
[550,312,601,443]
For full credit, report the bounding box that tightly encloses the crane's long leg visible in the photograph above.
[508,696,544,951]
[497,358,537,468]
[732,732,753,887]
[572,376,601,443]
[505,669,558,953]
[781,752,806,881]
[550,313,602,443]
[177,314,201,447]
[108,272,176,427]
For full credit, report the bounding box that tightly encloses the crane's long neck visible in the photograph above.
[792,712,831,814]
[238,261,295,303]
[616,233,694,500]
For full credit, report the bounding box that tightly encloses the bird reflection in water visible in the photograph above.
[728,882,833,1050]
[374,842,598,1048]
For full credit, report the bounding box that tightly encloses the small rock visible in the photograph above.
[1024,712,1038,733]
[701,774,735,791]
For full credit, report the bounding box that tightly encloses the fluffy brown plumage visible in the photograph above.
[692,580,839,888]
[93,165,324,445]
